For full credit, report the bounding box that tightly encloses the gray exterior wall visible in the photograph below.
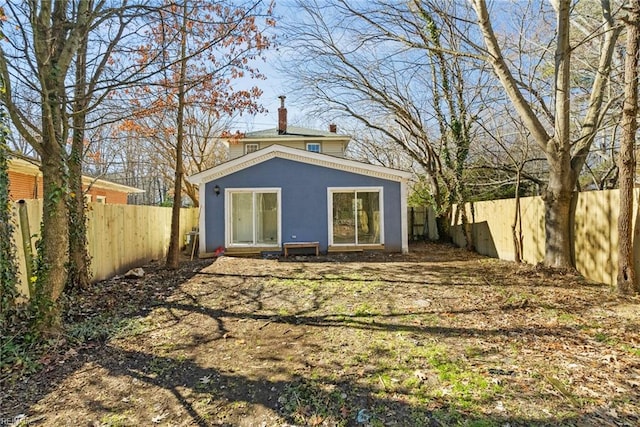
[203,157,404,253]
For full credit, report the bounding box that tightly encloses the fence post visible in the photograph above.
[17,199,34,298]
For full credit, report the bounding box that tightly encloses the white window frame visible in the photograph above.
[245,143,259,154]
[327,186,384,246]
[96,195,106,204]
[225,188,281,248]
[306,142,321,153]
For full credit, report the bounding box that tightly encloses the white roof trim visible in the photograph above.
[187,144,412,184]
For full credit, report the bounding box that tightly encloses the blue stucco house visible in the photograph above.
[187,97,412,257]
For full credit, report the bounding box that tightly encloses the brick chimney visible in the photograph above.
[329,123,337,133]
[278,95,287,135]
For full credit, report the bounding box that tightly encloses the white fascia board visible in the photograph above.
[187,144,412,185]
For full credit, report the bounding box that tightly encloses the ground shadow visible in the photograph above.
[1,247,636,426]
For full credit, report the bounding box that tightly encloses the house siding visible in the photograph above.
[228,143,251,159]
[203,157,404,253]
[8,170,43,200]
[8,170,129,204]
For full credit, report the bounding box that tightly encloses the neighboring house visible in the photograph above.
[187,96,412,256]
[8,154,144,204]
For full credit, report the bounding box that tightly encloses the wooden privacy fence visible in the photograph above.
[11,200,199,300]
[411,189,637,287]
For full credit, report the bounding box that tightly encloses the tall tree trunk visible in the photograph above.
[166,1,189,269]
[68,36,91,290]
[543,0,574,269]
[617,0,640,295]
[38,127,69,332]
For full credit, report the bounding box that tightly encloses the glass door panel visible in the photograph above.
[332,192,356,244]
[231,192,253,244]
[256,192,278,244]
[358,191,380,244]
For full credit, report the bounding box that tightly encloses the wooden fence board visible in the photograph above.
[10,201,199,296]
[416,189,640,287]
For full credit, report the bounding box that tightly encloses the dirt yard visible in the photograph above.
[1,242,640,426]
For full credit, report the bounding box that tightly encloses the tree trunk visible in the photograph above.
[38,142,69,332]
[184,180,200,207]
[617,0,640,295]
[512,168,523,263]
[166,1,189,269]
[460,205,474,251]
[542,154,575,269]
[68,37,91,290]
[435,209,452,243]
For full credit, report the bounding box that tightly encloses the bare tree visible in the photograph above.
[120,0,274,268]
[470,0,622,268]
[283,0,486,244]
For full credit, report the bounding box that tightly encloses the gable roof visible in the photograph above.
[187,144,412,184]
[238,126,351,142]
[242,126,349,140]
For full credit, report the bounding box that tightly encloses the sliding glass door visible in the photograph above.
[329,188,382,246]
[228,189,280,246]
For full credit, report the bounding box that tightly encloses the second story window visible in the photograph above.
[306,143,321,153]
[245,143,259,154]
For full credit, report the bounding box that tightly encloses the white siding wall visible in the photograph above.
[229,143,250,159]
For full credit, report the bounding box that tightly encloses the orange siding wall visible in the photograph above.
[85,187,128,204]
[8,170,43,201]
[8,170,129,204]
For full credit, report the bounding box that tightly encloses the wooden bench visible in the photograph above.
[283,241,320,258]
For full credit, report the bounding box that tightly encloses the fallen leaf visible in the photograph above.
[151,412,168,423]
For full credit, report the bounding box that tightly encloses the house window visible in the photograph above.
[306,143,321,153]
[245,143,259,154]
[96,195,106,204]
[227,188,280,246]
[328,187,383,245]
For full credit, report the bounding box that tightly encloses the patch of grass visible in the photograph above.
[0,331,42,375]
[408,345,501,409]
[66,314,149,345]
[99,413,129,427]
[146,357,174,378]
[463,345,485,359]
[277,307,291,317]
[594,331,615,344]
[353,302,379,316]
[557,312,577,324]
[279,380,349,427]
[502,291,536,308]
[369,341,395,359]
[622,345,640,356]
